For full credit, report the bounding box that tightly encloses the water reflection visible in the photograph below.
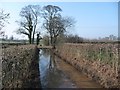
[39,49,62,88]
[39,49,76,88]
[39,49,50,58]
[49,51,57,70]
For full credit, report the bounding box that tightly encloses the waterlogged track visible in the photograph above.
[39,49,102,88]
[56,56,102,88]
[39,49,77,88]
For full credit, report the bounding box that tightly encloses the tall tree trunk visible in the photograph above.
[29,32,32,44]
[32,31,35,44]
[50,36,53,46]
[53,37,57,49]
[32,26,36,44]
[28,35,31,44]
[32,19,37,44]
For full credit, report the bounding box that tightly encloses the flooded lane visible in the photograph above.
[39,49,77,88]
[39,49,102,88]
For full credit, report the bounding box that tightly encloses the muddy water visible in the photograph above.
[39,49,102,88]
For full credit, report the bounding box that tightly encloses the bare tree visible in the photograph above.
[42,5,61,47]
[42,5,74,48]
[16,5,41,44]
[0,9,9,35]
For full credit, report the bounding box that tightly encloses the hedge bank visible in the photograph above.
[2,45,41,88]
[56,43,119,88]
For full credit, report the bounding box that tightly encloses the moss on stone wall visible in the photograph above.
[2,45,41,88]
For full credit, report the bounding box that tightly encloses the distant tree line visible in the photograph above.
[60,34,118,43]
[65,34,83,43]
[42,33,118,45]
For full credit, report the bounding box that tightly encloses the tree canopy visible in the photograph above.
[42,5,74,48]
[16,5,41,44]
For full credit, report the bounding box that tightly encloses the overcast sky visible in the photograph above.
[0,0,118,40]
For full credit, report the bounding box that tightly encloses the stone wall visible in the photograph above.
[56,43,119,88]
[2,45,41,88]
